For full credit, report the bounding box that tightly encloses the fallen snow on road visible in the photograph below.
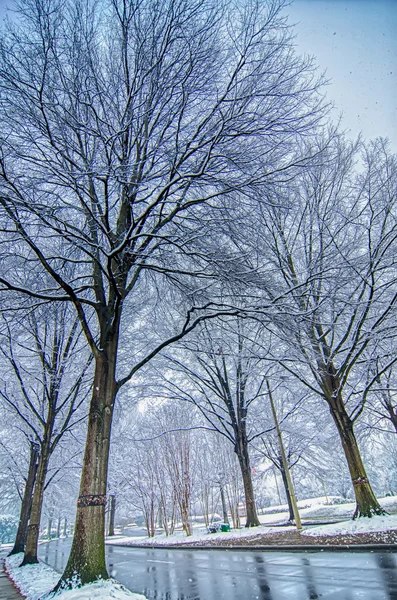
[302,514,397,537]
[4,553,147,600]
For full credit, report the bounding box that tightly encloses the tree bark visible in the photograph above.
[9,441,39,556]
[108,495,116,537]
[279,460,295,523]
[21,440,52,565]
[235,439,260,527]
[220,485,229,525]
[386,403,397,434]
[329,396,385,518]
[56,345,117,587]
[235,434,260,527]
[47,518,52,540]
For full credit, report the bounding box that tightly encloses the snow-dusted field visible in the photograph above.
[302,514,397,537]
[259,495,397,523]
[108,512,397,548]
[108,523,293,548]
[107,495,397,548]
[4,553,147,600]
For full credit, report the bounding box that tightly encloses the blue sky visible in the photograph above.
[0,0,395,149]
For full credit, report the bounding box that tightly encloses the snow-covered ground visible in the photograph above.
[108,496,397,547]
[4,553,147,600]
[108,523,292,548]
[302,514,397,537]
[109,512,397,547]
[258,495,397,524]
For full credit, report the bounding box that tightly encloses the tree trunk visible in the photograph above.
[279,460,295,523]
[150,497,155,537]
[169,498,176,535]
[220,485,229,525]
[57,517,61,538]
[20,442,51,565]
[56,347,117,587]
[47,518,52,540]
[235,436,260,527]
[329,397,385,518]
[386,403,397,434]
[108,495,116,537]
[63,517,68,537]
[9,441,39,556]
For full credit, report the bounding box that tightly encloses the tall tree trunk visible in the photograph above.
[235,436,260,527]
[57,517,61,538]
[329,396,385,518]
[169,497,176,535]
[108,495,116,537]
[63,517,68,537]
[21,442,51,565]
[150,497,155,537]
[9,441,39,556]
[57,346,117,587]
[47,518,52,540]
[220,485,229,525]
[279,460,295,523]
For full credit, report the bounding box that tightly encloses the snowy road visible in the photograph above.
[39,538,397,600]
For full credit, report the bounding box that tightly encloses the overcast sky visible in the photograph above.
[288,0,397,149]
[0,0,395,149]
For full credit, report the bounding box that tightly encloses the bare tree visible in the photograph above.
[158,318,276,526]
[236,137,397,517]
[0,0,327,585]
[0,305,91,564]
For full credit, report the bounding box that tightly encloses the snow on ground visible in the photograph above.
[108,524,292,548]
[4,553,147,600]
[108,496,397,548]
[302,514,397,537]
[259,495,397,523]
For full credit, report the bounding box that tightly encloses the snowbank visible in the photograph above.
[4,553,147,600]
[302,514,397,537]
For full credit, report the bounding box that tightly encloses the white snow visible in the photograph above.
[259,495,397,524]
[4,553,147,600]
[108,495,397,548]
[107,523,292,548]
[302,514,397,537]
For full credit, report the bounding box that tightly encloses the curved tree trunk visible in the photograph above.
[56,345,117,587]
[329,396,385,518]
[9,441,39,556]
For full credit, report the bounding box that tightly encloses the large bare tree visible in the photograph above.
[233,137,397,517]
[0,0,326,585]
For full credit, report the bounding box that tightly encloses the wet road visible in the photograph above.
[39,538,397,600]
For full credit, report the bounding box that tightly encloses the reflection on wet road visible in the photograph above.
[39,538,397,599]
